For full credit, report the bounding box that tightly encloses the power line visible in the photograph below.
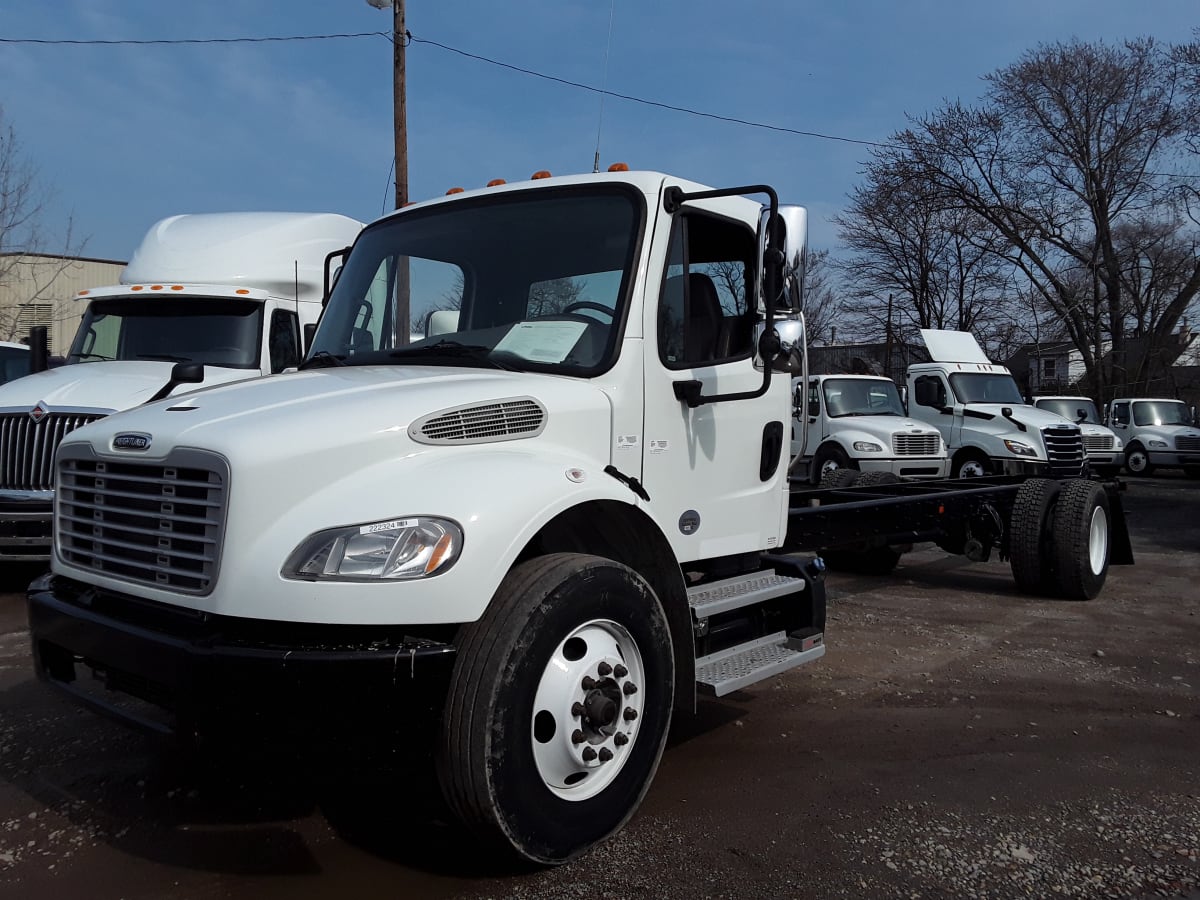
[0,32,388,46]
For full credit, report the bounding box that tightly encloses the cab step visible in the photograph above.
[687,571,806,619]
[695,630,825,697]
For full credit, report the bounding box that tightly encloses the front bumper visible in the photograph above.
[1147,450,1200,468]
[1085,451,1123,468]
[27,574,457,744]
[859,458,949,480]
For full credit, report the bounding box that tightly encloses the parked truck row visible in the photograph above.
[22,169,1135,865]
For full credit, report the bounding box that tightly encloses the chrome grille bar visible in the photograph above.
[0,412,105,491]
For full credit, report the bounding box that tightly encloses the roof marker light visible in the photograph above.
[130,285,144,291]
[150,285,163,291]
[236,289,250,295]
[78,290,89,296]
[531,170,552,180]
[446,187,464,195]
[607,162,629,172]
[486,178,506,187]
[171,285,184,291]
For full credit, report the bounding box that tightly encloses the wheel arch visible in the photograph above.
[516,499,695,715]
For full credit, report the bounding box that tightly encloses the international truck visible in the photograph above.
[0,211,363,561]
[790,373,948,484]
[26,170,1131,865]
[1031,395,1124,476]
[905,329,1088,479]
[1104,397,1200,477]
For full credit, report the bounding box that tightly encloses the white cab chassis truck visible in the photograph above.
[906,330,1088,480]
[1104,397,1200,477]
[1031,396,1124,477]
[791,374,948,484]
[27,172,1132,865]
[0,212,363,560]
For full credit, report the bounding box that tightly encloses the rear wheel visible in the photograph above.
[1053,481,1111,601]
[1124,443,1153,476]
[438,553,674,865]
[1008,478,1060,595]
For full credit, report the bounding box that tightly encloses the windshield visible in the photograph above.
[67,298,263,368]
[949,372,1024,405]
[306,186,642,376]
[0,345,29,383]
[1132,400,1191,427]
[822,378,905,417]
[1035,398,1100,423]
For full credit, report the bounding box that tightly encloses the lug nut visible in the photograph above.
[571,701,585,717]
[582,747,597,762]
[623,707,638,721]
[598,747,614,762]
[581,676,596,690]
[571,729,585,744]
[597,661,612,677]
[614,664,628,678]
[622,682,638,696]
[613,732,629,746]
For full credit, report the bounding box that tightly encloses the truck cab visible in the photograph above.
[0,211,363,561]
[1104,397,1200,477]
[1031,395,1123,476]
[906,329,1086,479]
[791,373,947,483]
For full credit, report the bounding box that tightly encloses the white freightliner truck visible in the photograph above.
[0,211,363,560]
[906,329,1089,480]
[27,171,1133,864]
[1031,396,1124,477]
[790,374,948,484]
[1103,397,1200,477]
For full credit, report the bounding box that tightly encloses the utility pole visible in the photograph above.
[368,0,407,210]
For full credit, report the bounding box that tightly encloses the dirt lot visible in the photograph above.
[0,475,1197,899]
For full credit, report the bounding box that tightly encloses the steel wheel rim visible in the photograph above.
[1127,450,1146,472]
[959,459,986,478]
[820,459,841,476]
[1087,505,1109,575]
[531,618,646,801]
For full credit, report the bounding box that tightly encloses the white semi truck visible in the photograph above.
[906,330,1088,480]
[791,373,947,484]
[1104,397,1200,477]
[27,171,1132,865]
[0,211,363,560]
[1031,395,1124,476]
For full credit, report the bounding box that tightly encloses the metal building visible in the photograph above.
[0,253,126,356]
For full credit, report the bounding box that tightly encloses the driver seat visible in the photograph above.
[683,273,723,361]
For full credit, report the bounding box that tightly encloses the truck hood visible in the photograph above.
[962,403,1079,432]
[828,416,940,441]
[63,366,615,466]
[0,361,256,414]
[1131,423,1200,442]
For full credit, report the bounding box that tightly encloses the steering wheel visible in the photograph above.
[560,301,614,320]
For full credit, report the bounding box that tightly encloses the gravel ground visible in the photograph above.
[0,474,1197,899]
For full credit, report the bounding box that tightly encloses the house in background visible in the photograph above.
[0,252,127,356]
[1004,340,1097,398]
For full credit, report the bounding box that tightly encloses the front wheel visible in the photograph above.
[812,444,857,484]
[954,452,993,479]
[438,553,674,865]
[1124,443,1154,476]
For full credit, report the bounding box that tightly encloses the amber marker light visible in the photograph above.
[486,179,506,187]
[531,170,552,179]
[446,187,465,195]
[236,289,250,295]
[77,290,89,296]
[130,285,144,291]
[171,285,184,291]
[425,532,456,575]
[607,162,630,172]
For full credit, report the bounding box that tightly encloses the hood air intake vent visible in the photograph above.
[410,397,546,445]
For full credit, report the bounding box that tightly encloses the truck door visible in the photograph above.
[912,372,957,448]
[641,206,789,562]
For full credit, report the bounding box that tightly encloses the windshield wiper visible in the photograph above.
[299,351,348,370]
[137,353,192,363]
[388,340,515,370]
[72,352,116,361]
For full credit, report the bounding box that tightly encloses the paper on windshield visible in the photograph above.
[495,321,588,363]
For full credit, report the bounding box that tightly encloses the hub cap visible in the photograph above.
[531,618,645,801]
[1126,449,1147,473]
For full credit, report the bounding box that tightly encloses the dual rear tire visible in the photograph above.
[1008,479,1111,600]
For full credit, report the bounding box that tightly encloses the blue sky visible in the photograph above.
[1,1,1196,263]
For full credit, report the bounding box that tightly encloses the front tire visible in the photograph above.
[438,553,674,865]
[1124,443,1153,476]
[954,451,993,479]
[812,444,857,485]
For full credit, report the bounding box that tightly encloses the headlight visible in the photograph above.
[853,441,883,452]
[282,516,463,581]
[1112,437,1123,450]
[1148,440,1168,448]
[1003,439,1038,457]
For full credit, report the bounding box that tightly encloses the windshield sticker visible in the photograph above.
[649,439,669,454]
[495,321,588,363]
[617,434,639,450]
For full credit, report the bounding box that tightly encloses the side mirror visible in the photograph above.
[28,326,50,374]
[756,318,804,374]
[759,205,808,313]
[303,322,318,353]
[323,246,351,306]
[1076,408,1087,423]
[146,362,205,404]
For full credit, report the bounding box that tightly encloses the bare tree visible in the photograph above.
[0,106,82,342]
[801,249,845,346]
[897,38,1198,399]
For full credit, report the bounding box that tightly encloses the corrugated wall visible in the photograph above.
[0,254,126,355]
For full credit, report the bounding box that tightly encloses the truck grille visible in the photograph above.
[0,412,105,490]
[1176,436,1200,452]
[56,447,228,594]
[891,433,940,456]
[1042,425,1086,477]
[1082,434,1114,451]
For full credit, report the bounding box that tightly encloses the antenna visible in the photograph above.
[592,0,616,173]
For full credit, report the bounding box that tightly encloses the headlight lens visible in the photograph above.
[1112,437,1123,450]
[283,516,463,581]
[1003,439,1038,457]
[1148,440,1168,448]
[853,441,883,452]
